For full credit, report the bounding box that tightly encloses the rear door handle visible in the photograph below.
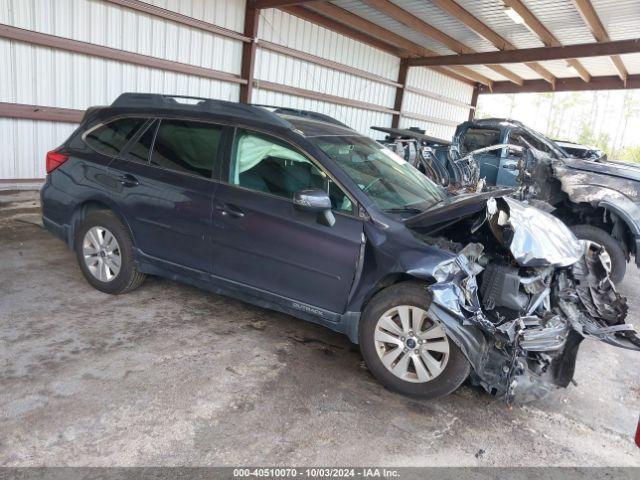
[216,203,245,218]
[119,173,140,187]
[502,164,518,171]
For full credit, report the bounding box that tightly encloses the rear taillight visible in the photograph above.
[636,416,640,448]
[46,151,69,174]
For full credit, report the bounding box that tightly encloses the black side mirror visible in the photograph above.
[293,189,335,227]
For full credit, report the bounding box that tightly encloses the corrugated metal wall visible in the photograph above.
[400,67,475,140]
[255,8,400,138]
[0,0,472,183]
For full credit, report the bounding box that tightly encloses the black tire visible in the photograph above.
[74,210,145,294]
[359,281,471,399]
[570,224,626,284]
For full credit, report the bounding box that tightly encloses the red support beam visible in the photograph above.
[257,40,402,88]
[239,5,260,103]
[407,38,640,67]
[103,0,250,42]
[468,86,479,121]
[253,80,399,114]
[0,24,246,85]
[391,59,409,128]
[0,102,84,123]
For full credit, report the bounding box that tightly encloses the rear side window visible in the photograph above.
[84,118,146,156]
[124,121,158,164]
[150,120,222,178]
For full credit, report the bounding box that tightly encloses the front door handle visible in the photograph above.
[119,173,140,187]
[216,203,245,218]
[502,163,518,171]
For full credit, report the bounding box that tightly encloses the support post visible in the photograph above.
[468,84,479,121]
[391,59,409,128]
[239,5,260,103]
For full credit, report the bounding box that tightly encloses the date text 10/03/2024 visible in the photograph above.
[233,468,400,478]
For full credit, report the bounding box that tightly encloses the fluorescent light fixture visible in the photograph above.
[504,7,525,25]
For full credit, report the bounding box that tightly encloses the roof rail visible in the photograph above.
[110,93,293,128]
[253,104,351,128]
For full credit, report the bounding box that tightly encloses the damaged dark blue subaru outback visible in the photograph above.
[41,94,639,403]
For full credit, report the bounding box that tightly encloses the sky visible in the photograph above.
[476,89,640,155]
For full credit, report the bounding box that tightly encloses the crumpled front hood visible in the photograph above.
[487,197,584,267]
[404,189,514,230]
[407,193,584,268]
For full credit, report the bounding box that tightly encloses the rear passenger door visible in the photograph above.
[108,118,225,277]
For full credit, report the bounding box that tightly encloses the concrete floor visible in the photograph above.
[1,190,639,467]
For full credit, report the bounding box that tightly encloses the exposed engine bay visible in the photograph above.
[408,196,637,403]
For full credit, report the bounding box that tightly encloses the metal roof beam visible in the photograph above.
[503,0,590,82]
[281,5,405,57]
[480,74,640,94]
[572,0,628,84]
[407,38,640,66]
[290,4,489,86]
[309,2,435,57]
[361,0,523,85]
[429,0,554,85]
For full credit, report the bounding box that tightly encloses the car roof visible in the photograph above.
[106,93,294,127]
[466,118,527,129]
[90,93,357,138]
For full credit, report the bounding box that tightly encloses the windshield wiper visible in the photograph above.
[384,206,424,214]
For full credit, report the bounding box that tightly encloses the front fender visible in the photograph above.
[598,197,640,236]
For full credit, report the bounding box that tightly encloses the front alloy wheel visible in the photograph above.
[359,282,471,399]
[374,305,450,383]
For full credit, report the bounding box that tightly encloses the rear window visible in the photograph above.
[149,119,222,178]
[84,118,146,156]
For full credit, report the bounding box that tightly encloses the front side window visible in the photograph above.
[311,135,445,213]
[150,120,222,178]
[84,118,146,156]
[230,130,353,213]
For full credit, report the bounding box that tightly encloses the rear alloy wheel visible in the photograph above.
[359,282,471,399]
[75,211,146,294]
[82,226,122,282]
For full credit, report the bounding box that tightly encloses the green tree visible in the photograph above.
[619,146,640,163]
[578,123,611,152]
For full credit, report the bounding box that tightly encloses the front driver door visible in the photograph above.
[211,128,363,314]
